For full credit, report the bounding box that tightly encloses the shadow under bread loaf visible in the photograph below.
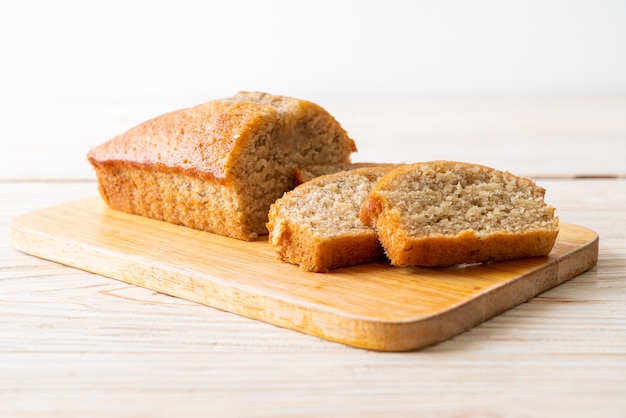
[87,91,357,241]
[360,160,560,267]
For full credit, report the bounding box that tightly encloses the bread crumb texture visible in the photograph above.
[292,162,400,186]
[361,161,560,267]
[267,167,393,272]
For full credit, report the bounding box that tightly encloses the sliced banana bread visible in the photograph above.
[360,161,560,267]
[267,166,395,272]
[293,162,399,186]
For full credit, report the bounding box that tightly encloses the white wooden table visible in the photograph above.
[1,97,625,417]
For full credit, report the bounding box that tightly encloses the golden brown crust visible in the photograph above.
[87,100,275,184]
[375,221,559,267]
[266,216,383,273]
[92,166,256,241]
[358,194,383,227]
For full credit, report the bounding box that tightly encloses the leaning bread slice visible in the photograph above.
[293,162,400,186]
[360,161,560,267]
[267,166,395,272]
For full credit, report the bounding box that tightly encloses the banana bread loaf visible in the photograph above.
[87,91,357,241]
[360,161,560,267]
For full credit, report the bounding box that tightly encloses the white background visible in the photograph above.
[1,0,625,104]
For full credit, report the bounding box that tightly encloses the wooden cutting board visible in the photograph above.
[10,197,598,351]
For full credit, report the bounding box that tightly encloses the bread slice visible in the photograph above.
[267,166,395,272]
[87,91,356,241]
[360,161,560,267]
[293,162,399,186]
